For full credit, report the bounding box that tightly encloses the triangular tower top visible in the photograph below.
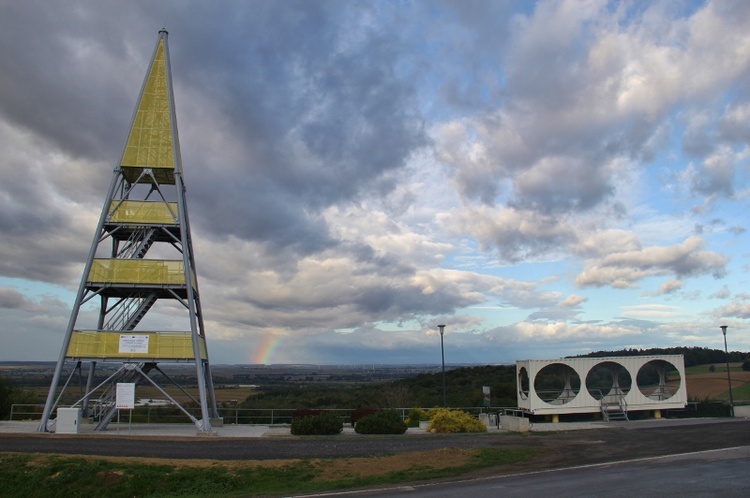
[120,30,180,184]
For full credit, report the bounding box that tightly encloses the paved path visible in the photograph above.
[0,419,610,437]
[0,418,748,465]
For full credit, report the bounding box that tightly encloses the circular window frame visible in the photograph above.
[636,359,681,401]
[585,361,632,400]
[533,363,581,405]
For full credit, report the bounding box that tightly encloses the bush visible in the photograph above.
[689,399,731,418]
[290,411,343,435]
[426,408,486,433]
[355,410,407,434]
[405,408,429,427]
[0,376,35,420]
[292,409,324,419]
[351,407,380,425]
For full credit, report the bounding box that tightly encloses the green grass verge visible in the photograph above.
[714,380,750,402]
[0,447,539,497]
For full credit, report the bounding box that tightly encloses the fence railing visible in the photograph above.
[9,404,511,425]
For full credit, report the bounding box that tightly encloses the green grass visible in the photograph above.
[714,380,750,402]
[0,448,539,497]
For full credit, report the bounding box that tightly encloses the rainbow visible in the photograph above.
[253,334,281,364]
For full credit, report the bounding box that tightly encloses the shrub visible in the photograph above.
[426,408,486,433]
[290,411,343,435]
[351,407,380,425]
[689,399,731,418]
[292,409,324,419]
[0,376,35,420]
[355,410,407,434]
[405,408,429,427]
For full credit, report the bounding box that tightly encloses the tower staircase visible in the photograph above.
[91,363,150,430]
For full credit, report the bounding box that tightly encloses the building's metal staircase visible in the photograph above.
[601,393,629,422]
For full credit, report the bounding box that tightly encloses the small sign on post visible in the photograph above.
[116,382,135,433]
[116,383,135,409]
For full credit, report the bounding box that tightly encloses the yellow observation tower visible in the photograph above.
[38,30,220,433]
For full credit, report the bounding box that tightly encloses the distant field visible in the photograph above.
[684,363,750,401]
[18,385,258,408]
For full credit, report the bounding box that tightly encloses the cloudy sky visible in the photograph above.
[1,0,749,366]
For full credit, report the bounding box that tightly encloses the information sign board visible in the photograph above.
[116,382,136,410]
[119,334,149,354]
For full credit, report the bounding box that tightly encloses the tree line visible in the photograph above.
[577,346,747,367]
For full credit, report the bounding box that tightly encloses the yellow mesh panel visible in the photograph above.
[88,259,189,285]
[109,201,178,224]
[121,40,175,175]
[67,331,207,359]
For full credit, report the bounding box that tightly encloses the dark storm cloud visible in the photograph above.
[0,2,164,285]
[190,174,336,254]
[0,177,65,236]
[351,282,477,318]
[0,2,147,162]
[0,0,429,276]
[150,2,428,254]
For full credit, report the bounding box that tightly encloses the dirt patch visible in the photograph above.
[312,448,475,481]
[96,470,125,486]
[686,371,750,399]
[7,448,476,481]
[13,452,301,470]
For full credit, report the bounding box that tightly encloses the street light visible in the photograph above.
[720,325,735,418]
[438,324,446,407]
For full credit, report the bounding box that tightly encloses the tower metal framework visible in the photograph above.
[38,30,219,433]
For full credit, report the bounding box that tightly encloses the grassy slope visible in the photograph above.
[0,447,539,497]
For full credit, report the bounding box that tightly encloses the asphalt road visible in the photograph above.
[0,419,748,469]
[311,446,750,497]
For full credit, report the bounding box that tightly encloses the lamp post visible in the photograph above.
[720,325,735,418]
[438,324,446,407]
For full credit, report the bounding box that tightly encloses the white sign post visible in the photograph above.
[116,382,136,433]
